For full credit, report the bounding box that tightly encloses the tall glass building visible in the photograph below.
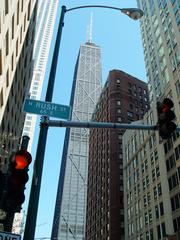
[22,0,59,151]
[51,41,102,240]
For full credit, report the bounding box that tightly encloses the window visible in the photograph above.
[6,69,9,87]
[159,202,164,216]
[117,100,121,105]
[25,121,31,126]
[16,39,18,57]
[12,14,14,39]
[117,117,122,122]
[27,0,31,20]
[20,26,22,43]
[0,49,2,75]
[116,78,120,83]
[0,89,3,107]
[11,54,14,71]
[24,14,26,31]
[156,166,160,177]
[17,1,19,25]
[5,0,9,14]
[168,173,178,191]
[155,205,159,219]
[6,30,9,55]
[157,183,162,196]
[152,169,155,181]
[21,0,23,12]
[26,116,32,120]
[127,111,133,118]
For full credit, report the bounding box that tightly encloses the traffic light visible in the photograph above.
[5,149,32,212]
[157,98,177,139]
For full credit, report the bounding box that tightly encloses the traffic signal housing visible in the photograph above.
[5,150,32,212]
[157,98,177,139]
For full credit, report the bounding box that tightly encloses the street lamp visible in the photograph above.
[66,5,143,20]
[23,4,143,240]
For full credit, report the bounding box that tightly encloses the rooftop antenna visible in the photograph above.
[86,12,93,43]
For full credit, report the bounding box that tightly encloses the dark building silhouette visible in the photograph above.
[85,69,149,240]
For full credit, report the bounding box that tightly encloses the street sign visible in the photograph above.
[0,231,21,239]
[23,99,71,120]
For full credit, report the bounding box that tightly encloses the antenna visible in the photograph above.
[89,12,93,43]
[86,12,93,43]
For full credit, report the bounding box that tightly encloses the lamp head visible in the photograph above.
[121,8,143,20]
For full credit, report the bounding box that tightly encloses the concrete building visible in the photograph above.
[0,0,37,232]
[0,0,37,171]
[137,0,180,105]
[51,41,102,240]
[123,0,180,239]
[12,211,25,235]
[22,0,59,151]
[85,70,149,240]
[123,107,180,239]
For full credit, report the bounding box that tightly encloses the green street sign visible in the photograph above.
[0,230,21,239]
[23,99,71,120]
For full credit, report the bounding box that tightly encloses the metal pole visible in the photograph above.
[47,120,180,131]
[23,5,66,240]
[47,119,157,130]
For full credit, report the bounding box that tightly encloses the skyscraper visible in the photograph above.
[51,41,102,239]
[22,0,59,151]
[85,70,149,240]
[137,0,180,105]
[123,1,180,239]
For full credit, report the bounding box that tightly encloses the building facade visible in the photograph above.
[137,0,180,105]
[123,107,180,239]
[0,0,37,232]
[85,70,149,240]
[51,41,102,240]
[0,0,36,171]
[123,0,180,239]
[22,0,59,151]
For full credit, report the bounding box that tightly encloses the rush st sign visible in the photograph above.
[23,99,71,120]
[0,231,21,240]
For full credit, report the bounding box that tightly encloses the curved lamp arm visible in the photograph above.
[65,5,143,20]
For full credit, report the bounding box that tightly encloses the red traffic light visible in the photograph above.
[14,150,32,170]
[4,150,32,212]
[157,98,176,139]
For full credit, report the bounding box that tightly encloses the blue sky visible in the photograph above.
[24,0,147,239]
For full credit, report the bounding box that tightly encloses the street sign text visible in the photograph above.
[0,231,21,240]
[23,99,71,120]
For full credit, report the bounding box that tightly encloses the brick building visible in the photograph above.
[85,69,149,240]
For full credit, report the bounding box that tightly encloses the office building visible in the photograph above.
[12,212,25,234]
[85,70,149,240]
[0,0,37,171]
[123,1,180,239]
[137,0,180,105]
[51,40,102,239]
[0,0,37,232]
[22,0,59,151]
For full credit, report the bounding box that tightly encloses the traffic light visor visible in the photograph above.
[15,150,32,170]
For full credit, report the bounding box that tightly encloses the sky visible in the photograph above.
[24,0,148,239]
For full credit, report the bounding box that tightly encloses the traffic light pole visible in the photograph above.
[47,119,158,130]
[47,119,180,131]
[23,6,66,240]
